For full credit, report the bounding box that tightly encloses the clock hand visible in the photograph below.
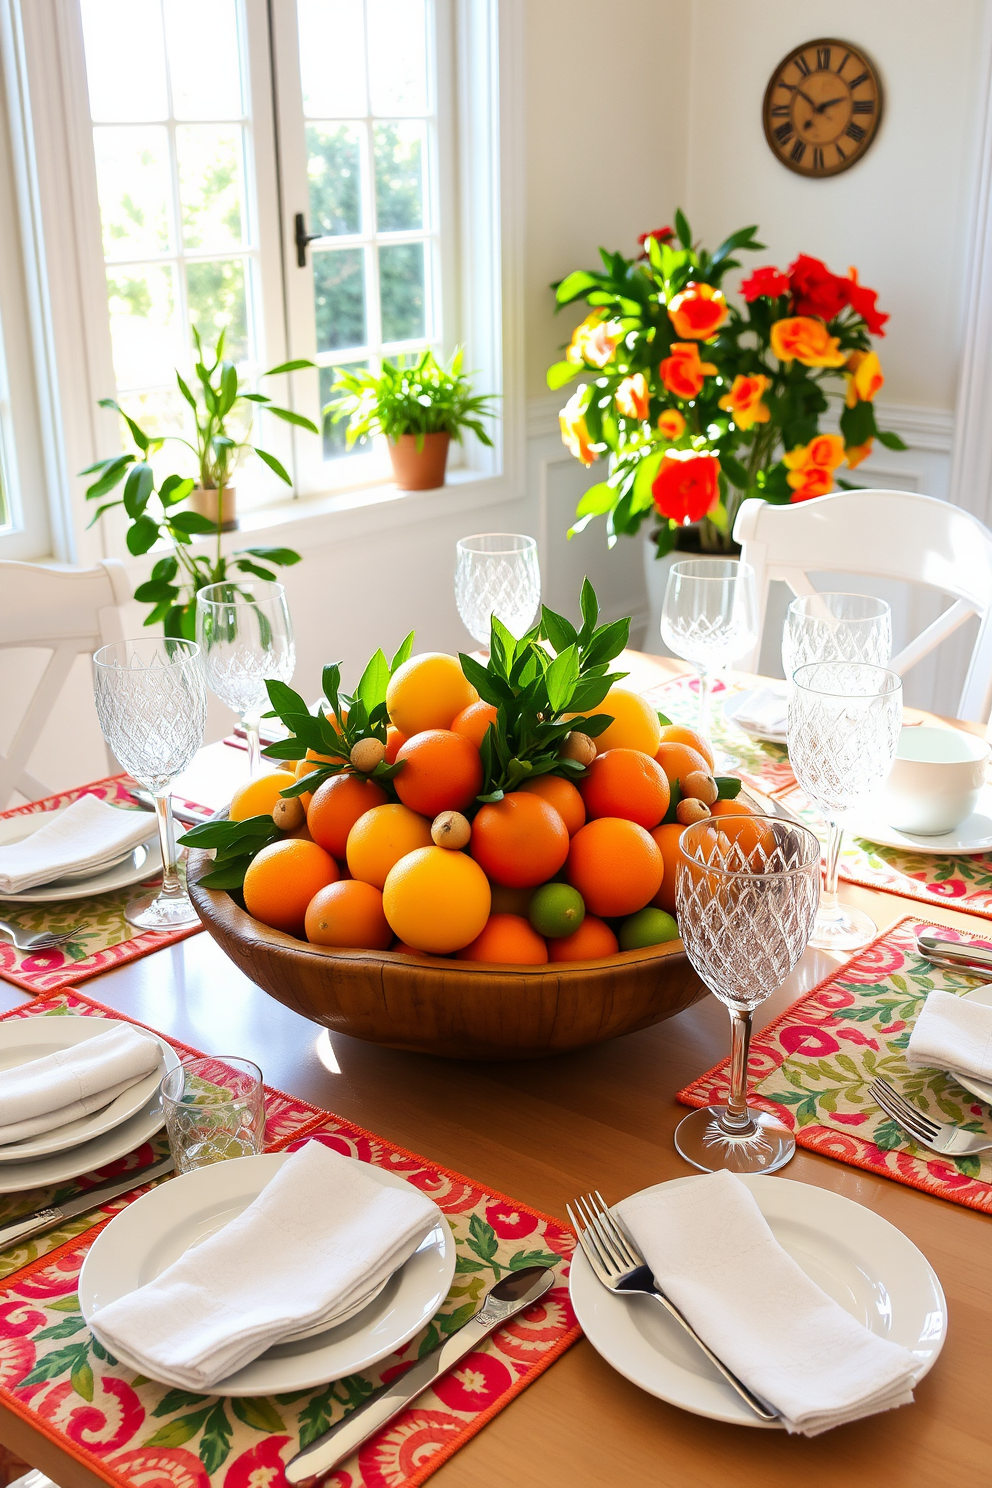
[796,89,818,109]
[815,96,847,113]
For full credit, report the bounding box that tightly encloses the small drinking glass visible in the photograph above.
[196,580,295,776]
[162,1056,266,1173]
[93,637,207,931]
[455,534,541,646]
[789,662,903,952]
[660,559,758,755]
[782,593,892,679]
[675,814,821,1174]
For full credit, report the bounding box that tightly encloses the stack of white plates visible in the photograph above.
[0,1016,179,1193]
[0,806,161,904]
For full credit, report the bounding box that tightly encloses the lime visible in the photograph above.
[618,907,679,950]
[529,882,586,938]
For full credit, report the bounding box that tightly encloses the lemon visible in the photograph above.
[618,907,679,950]
[529,882,585,938]
[229,771,292,822]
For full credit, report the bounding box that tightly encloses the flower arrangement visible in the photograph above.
[549,211,905,555]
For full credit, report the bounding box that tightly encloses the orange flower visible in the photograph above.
[844,350,884,407]
[667,282,728,340]
[615,373,650,421]
[845,440,874,469]
[770,317,847,368]
[783,434,845,502]
[657,408,686,440]
[652,450,721,524]
[566,310,624,369]
[788,467,836,502]
[659,343,718,399]
[718,374,771,431]
[559,388,597,466]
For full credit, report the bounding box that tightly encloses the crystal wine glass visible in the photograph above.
[788,662,903,952]
[196,580,295,776]
[455,534,541,646]
[660,558,758,755]
[782,593,892,679]
[93,637,207,931]
[675,814,821,1174]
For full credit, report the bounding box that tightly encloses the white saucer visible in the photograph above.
[79,1150,456,1396]
[723,685,788,744]
[569,1174,946,1428]
[0,1016,178,1162]
[0,806,161,903]
[848,785,992,855]
[953,983,992,1107]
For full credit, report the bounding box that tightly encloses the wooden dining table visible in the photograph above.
[0,651,989,1488]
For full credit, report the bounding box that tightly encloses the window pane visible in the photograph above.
[379,242,425,342]
[94,127,173,259]
[367,0,427,115]
[187,259,249,364]
[298,0,366,117]
[307,124,362,236]
[178,126,246,251]
[374,122,424,231]
[319,361,368,460]
[107,265,181,387]
[81,0,168,122]
[119,388,190,443]
[164,0,243,120]
[314,249,366,352]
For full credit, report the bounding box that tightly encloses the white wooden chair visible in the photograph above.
[733,490,992,722]
[0,559,131,806]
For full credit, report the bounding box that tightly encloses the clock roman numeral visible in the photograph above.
[778,81,797,92]
[774,122,794,146]
[836,141,848,161]
[836,50,851,74]
[790,138,807,164]
[848,71,870,89]
[846,121,867,143]
[852,99,875,114]
[812,147,825,171]
[771,104,790,117]
[795,53,811,77]
[816,47,831,70]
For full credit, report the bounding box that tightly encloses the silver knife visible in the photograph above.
[917,932,992,976]
[128,788,214,826]
[0,1155,175,1250]
[285,1265,556,1482]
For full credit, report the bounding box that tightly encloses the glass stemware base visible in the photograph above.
[808,903,878,953]
[124,887,200,932]
[674,1105,796,1175]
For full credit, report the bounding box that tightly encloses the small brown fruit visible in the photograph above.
[560,731,597,767]
[350,737,386,773]
[676,798,711,826]
[432,810,472,849]
[272,795,305,831]
[680,770,719,806]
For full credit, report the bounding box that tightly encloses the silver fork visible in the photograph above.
[567,1190,777,1422]
[870,1076,992,1155]
[0,917,90,952]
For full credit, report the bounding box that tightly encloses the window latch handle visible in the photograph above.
[294,213,322,268]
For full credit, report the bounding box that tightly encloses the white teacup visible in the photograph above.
[881,725,990,836]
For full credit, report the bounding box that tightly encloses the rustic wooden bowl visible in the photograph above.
[187,850,706,1061]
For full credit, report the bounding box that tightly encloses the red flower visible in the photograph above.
[843,268,889,335]
[637,226,675,258]
[652,450,720,524]
[741,266,790,302]
[788,254,849,321]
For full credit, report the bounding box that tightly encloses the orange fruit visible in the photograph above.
[709,799,777,861]
[383,846,491,953]
[579,749,670,829]
[243,839,338,935]
[587,688,663,756]
[307,773,389,859]
[345,803,433,889]
[460,914,548,965]
[654,740,710,788]
[471,792,570,888]
[305,711,347,766]
[566,817,663,917]
[451,700,498,748]
[229,771,294,822]
[489,883,534,916]
[519,775,586,836]
[649,822,682,915]
[659,723,715,772]
[305,879,392,949]
[391,941,447,958]
[384,726,407,764]
[547,915,619,961]
[386,653,477,737]
[394,730,483,816]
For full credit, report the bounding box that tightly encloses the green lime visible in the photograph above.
[529,882,586,938]
[618,907,679,950]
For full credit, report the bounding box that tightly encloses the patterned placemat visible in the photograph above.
[677,916,992,1214]
[0,993,579,1488]
[0,777,209,995]
[644,673,797,792]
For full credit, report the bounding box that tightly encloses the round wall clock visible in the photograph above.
[762,39,882,178]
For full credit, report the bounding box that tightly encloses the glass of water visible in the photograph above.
[783,593,892,679]
[196,580,295,776]
[455,534,541,646]
[661,559,758,744]
[162,1056,266,1173]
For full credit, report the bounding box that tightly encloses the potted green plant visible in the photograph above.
[325,348,497,490]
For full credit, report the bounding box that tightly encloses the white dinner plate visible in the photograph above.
[954,983,992,1106]
[722,685,789,745]
[0,1085,168,1194]
[79,1150,456,1396]
[0,806,161,903]
[569,1173,946,1428]
[0,1016,178,1162]
[847,784,992,855]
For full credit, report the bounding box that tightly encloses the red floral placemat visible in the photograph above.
[0,776,210,995]
[0,992,579,1488]
[678,916,992,1214]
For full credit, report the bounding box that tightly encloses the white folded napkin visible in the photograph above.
[618,1171,918,1435]
[731,683,789,737]
[0,795,155,894]
[0,1023,161,1146]
[907,989,992,1084]
[91,1140,442,1390]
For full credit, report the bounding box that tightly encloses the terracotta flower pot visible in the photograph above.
[188,485,237,531]
[388,432,450,490]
